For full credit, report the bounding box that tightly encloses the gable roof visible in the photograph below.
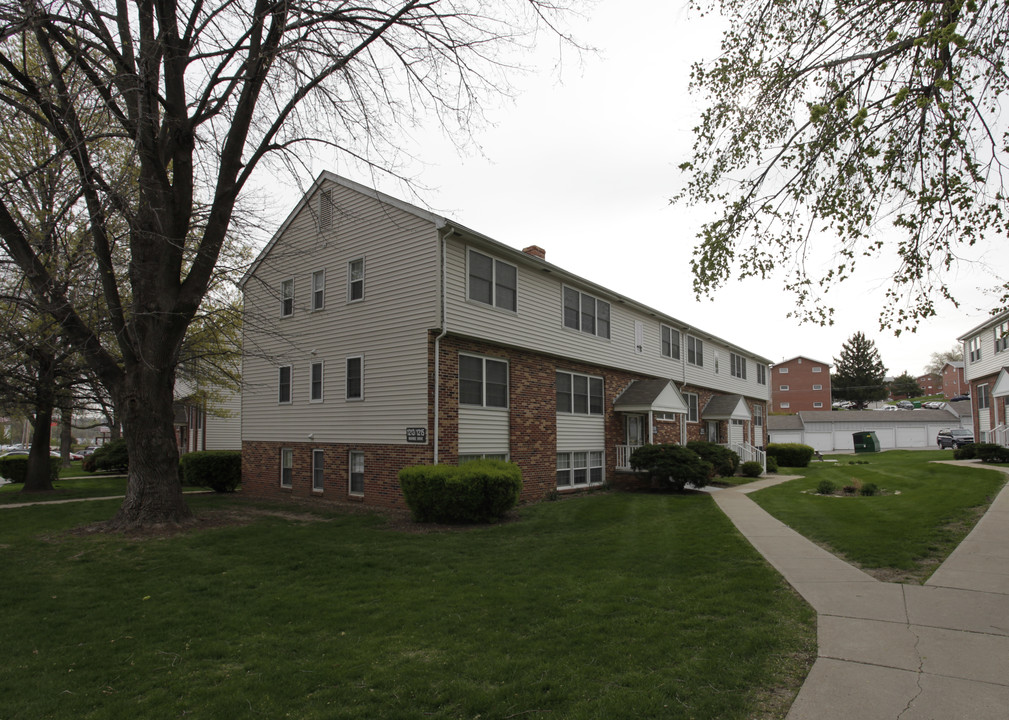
[957,309,1009,341]
[767,414,804,430]
[701,394,750,420]
[242,172,774,364]
[942,361,965,370]
[992,367,1009,397]
[773,355,831,368]
[794,409,958,423]
[613,379,688,414]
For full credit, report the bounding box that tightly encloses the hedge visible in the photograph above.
[765,443,815,468]
[686,440,740,477]
[86,439,129,473]
[0,455,61,484]
[967,443,1009,463]
[399,459,522,523]
[180,451,242,492]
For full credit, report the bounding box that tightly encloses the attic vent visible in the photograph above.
[522,245,546,260]
[319,189,334,230]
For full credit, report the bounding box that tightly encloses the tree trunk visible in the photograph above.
[108,367,191,530]
[22,405,54,493]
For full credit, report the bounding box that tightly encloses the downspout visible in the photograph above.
[680,341,688,446]
[433,223,450,464]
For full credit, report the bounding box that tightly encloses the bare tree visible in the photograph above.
[0,1,578,528]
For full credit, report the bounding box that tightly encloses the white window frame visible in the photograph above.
[661,325,680,359]
[278,365,293,404]
[459,353,509,408]
[312,449,324,492]
[346,355,364,401]
[996,321,1009,353]
[779,385,789,391]
[969,336,982,362]
[556,370,604,415]
[812,384,823,391]
[311,270,325,311]
[349,450,364,496]
[310,361,324,403]
[813,402,824,408]
[730,352,746,379]
[459,453,510,463]
[556,450,604,488]
[756,365,767,385]
[778,367,789,374]
[978,383,991,409]
[812,366,823,373]
[780,402,790,409]
[348,258,365,303]
[280,279,294,317]
[685,392,699,423]
[562,285,611,339]
[753,405,763,427]
[687,336,704,367]
[280,448,293,488]
[468,249,517,312]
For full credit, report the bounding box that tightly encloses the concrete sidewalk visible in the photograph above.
[711,463,1009,720]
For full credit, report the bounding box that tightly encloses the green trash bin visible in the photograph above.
[852,431,880,453]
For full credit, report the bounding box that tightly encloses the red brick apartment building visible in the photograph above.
[771,356,832,412]
[941,361,966,398]
[916,373,941,396]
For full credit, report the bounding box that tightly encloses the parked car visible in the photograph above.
[0,449,29,458]
[881,404,899,411]
[896,400,915,410]
[937,428,974,449]
[81,446,100,456]
[950,394,970,402]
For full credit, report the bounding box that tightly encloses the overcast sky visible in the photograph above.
[260,0,1006,378]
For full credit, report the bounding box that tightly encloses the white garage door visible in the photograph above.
[833,431,854,450]
[896,426,927,448]
[875,428,896,449]
[770,431,804,444]
[805,432,834,452]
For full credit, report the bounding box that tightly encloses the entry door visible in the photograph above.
[626,415,646,446]
[707,420,719,443]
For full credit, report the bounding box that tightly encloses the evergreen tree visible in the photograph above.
[832,332,887,409]
[889,372,922,400]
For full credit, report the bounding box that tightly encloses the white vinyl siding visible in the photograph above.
[202,391,241,451]
[458,406,509,456]
[241,178,438,445]
[556,413,606,453]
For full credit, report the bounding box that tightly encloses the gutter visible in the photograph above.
[433,222,451,464]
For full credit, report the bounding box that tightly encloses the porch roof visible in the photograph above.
[702,394,750,421]
[992,367,1009,397]
[613,379,688,414]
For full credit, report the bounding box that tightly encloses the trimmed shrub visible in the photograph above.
[971,443,1009,463]
[89,440,129,473]
[766,443,815,468]
[686,440,740,477]
[180,451,241,492]
[740,461,763,478]
[765,455,779,473]
[816,480,836,495]
[860,483,879,496]
[81,454,97,472]
[0,455,60,484]
[399,459,522,523]
[630,444,713,491]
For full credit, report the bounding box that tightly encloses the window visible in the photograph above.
[280,279,294,317]
[996,321,1009,353]
[312,449,324,492]
[753,405,763,427]
[730,353,747,379]
[757,364,767,385]
[661,325,680,359]
[468,249,516,311]
[310,362,324,402]
[556,371,603,415]
[460,354,508,408]
[556,450,604,488]
[685,392,699,423]
[779,367,789,373]
[978,384,991,409]
[459,453,509,463]
[687,336,703,367]
[812,384,823,391]
[319,188,334,229]
[779,385,789,391]
[969,336,982,362]
[562,286,610,339]
[348,258,364,302]
[349,451,364,496]
[311,270,325,310]
[780,402,790,409]
[714,351,719,373]
[278,365,292,404]
[280,448,293,488]
[813,402,824,408]
[346,356,363,400]
[812,366,823,373]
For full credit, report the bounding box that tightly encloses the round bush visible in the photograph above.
[765,455,779,473]
[630,444,713,491]
[816,479,836,495]
[860,483,879,496]
[179,450,241,492]
[89,440,129,472]
[686,441,740,477]
[399,460,522,523]
[740,461,763,478]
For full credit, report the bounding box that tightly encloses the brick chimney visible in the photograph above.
[522,245,546,260]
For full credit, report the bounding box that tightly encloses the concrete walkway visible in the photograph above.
[711,463,1009,720]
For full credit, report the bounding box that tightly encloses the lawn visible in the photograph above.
[0,492,815,720]
[0,473,206,504]
[752,450,1007,581]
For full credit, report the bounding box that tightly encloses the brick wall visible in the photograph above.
[942,365,966,398]
[771,358,831,412]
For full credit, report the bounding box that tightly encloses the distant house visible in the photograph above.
[941,361,966,398]
[916,372,941,396]
[767,407,968,451]
[770,356,831,412]
[238,172,772,509]
[957,311,1009,445]
[173,380,241,454]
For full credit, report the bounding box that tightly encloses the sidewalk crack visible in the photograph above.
[897,585,925,720]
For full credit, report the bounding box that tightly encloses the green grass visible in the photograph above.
[0,492,815,720]
[753,451,1007,580]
